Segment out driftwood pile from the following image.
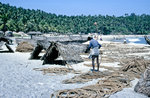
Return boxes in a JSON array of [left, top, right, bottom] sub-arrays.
[[16, 41, 34, 52], [134, 66, 150, 97]]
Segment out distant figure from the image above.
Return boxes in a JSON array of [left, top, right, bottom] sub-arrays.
[[85, 35, 101, 72], [123, 38, 127, 44], [100, 37, 103, 41], [99, 34, 103, 41]]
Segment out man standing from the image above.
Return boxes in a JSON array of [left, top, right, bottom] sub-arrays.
[[86, 36, 101, 72]]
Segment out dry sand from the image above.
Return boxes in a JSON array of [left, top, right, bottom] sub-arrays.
[[0, 37, 150, 98]]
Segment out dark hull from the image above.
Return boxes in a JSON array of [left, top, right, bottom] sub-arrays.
[[144, 36, 150, 45]]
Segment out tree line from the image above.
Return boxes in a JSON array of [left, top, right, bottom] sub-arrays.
[[0, 2, 150, 35]]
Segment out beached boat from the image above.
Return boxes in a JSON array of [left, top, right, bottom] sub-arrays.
[[144, 36, 150, 45]]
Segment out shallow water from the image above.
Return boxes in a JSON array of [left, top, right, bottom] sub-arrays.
[[112, 36, 150, 45]]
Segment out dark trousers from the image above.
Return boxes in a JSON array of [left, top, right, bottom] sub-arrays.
[[92, 55, 99, 71]]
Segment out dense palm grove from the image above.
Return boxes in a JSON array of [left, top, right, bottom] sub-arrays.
[[0, 2, 150, 35]]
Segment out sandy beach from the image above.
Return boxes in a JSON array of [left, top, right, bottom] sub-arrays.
[[0, 0, 150, 97], [0, 37, 150, 98]]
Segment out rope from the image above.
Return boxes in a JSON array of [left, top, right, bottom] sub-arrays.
[[50, 68, 135, 98], [62, 71, 110, 84], [51, 71, 131, 98], [33, 67, 77, 75]]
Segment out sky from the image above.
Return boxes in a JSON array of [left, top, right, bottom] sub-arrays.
[[0, 0, 150, 16]]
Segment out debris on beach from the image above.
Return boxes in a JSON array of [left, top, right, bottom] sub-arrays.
[[16, 41, 34, 52]]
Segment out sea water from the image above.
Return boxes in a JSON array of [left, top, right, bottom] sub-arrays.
[[113, 36, 150, 45]]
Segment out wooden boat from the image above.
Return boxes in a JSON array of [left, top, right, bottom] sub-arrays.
[[144, 36, 150, 45]]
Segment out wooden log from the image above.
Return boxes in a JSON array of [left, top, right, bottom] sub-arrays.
[[36, 39, 50, 50]]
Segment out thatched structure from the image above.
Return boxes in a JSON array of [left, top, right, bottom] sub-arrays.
[[45, 42, 83, 64], [46, 35, 88, 42], [30, 39, 50, 59], [134, 66, 150, 97], [5, 31, 13, 37], [0, 37, 12, 44], [16, 41, 34, 52], [0, 37, 14, 52], [4, 43, 14, 52], [30, 41, 84, 65], [27, 31, 42, 39], [0, 43, 14, 53]]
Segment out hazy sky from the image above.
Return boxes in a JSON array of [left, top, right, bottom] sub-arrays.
[[0, 0, 150, 16]]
